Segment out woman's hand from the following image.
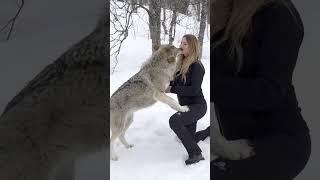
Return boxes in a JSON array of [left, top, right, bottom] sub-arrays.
[[165, 86, 172, 93]]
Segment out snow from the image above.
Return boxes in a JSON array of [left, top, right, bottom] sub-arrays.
[[0, 0, 317, 179], [110, 4, 210, 180]]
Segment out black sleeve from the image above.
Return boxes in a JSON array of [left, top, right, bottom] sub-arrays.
[[171, 63, 205, 96], [211, 4, 302, 109]]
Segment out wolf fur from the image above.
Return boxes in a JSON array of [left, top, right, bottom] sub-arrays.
[[110, 45, 189, 161], [0, 13, 107, 180], [212, 125, 255, 161]]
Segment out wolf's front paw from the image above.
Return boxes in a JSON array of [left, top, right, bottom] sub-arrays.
[[126, 144, 134, 149], [179, 105, 189, 112], [222, 139, 255, 160], [111, 154, 119, 161]]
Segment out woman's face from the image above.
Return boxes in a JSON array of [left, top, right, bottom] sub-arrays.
[[179, 37, 190, 57]]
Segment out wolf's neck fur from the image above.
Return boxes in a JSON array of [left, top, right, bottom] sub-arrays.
[[140, 53, 176, 92], [1, 21, 106, 117], [58, 22, 106, 66]]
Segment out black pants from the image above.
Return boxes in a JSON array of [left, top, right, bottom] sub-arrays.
[[169, 103, 207, 155], [212, 132, 311, 180]]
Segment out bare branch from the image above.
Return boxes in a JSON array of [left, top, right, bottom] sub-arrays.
[[110, 0, 158, 73], [110, 0, 140, 73], [135, 3, 151, 15], [0, 0, 25, 41]]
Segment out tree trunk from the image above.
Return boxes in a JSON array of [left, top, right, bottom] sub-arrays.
[[198, 0, 207, 59], [169, 9, 177, 45], [130, 0, 138, 13], [196, 0, 201, 21], [149, 0, 161, 52], [162, 8, 168, 35]]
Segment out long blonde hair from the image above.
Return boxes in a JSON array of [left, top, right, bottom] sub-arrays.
[[214, 0, 292, 72], [175, 34, 200, 83]]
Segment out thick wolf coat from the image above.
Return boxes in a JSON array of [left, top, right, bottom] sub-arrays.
[[0, 15, 107, 180], [110, 45, 189, 161], [212, 125, 255, 161]]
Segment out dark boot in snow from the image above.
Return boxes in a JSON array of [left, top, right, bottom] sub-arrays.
[[185, 153, 205, 165], [194, 126, 210, 143]]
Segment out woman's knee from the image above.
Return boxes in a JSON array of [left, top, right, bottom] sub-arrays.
[[169, 113, 182, 129]]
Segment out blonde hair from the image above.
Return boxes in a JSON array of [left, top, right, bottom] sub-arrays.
[[175, 34, 200, 83], [215, 0, 292, 72]]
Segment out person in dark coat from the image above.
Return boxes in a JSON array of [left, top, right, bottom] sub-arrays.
[[165, 34, 208, 165], [211, 0, 311, 179]]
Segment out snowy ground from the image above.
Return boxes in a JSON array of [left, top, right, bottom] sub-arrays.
[[1, 0, 318, 179], [110, 5, 210, 180]]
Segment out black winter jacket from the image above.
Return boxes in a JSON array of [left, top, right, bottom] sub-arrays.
[[211, 1, 309, 140], [170, 61, 206, 106]]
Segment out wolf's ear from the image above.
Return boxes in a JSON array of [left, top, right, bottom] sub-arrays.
[[167, 56, 175, 63], [153, 44, 160, 52]]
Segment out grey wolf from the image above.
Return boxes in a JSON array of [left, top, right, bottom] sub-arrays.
[[110, 45, 189, 161], [0, 15, 107, 180]]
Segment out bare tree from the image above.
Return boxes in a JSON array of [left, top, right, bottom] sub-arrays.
[[130, 0, 138, 13], [166, 0, 179, 45], [196, 0, 201, 21], [168, 10, 177, 45], [0, 0, 25, 41], [198, 0, 208, 59], [162, 8, 168, 35], [148, 0, 161, 52], [110, 0, 135, 73], [110, 0, 210, 71]]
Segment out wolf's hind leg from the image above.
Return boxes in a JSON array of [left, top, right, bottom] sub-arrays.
[[119, 113, 134, 149], [110, 114, 124, 161], [110, 129, 121, 161]]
